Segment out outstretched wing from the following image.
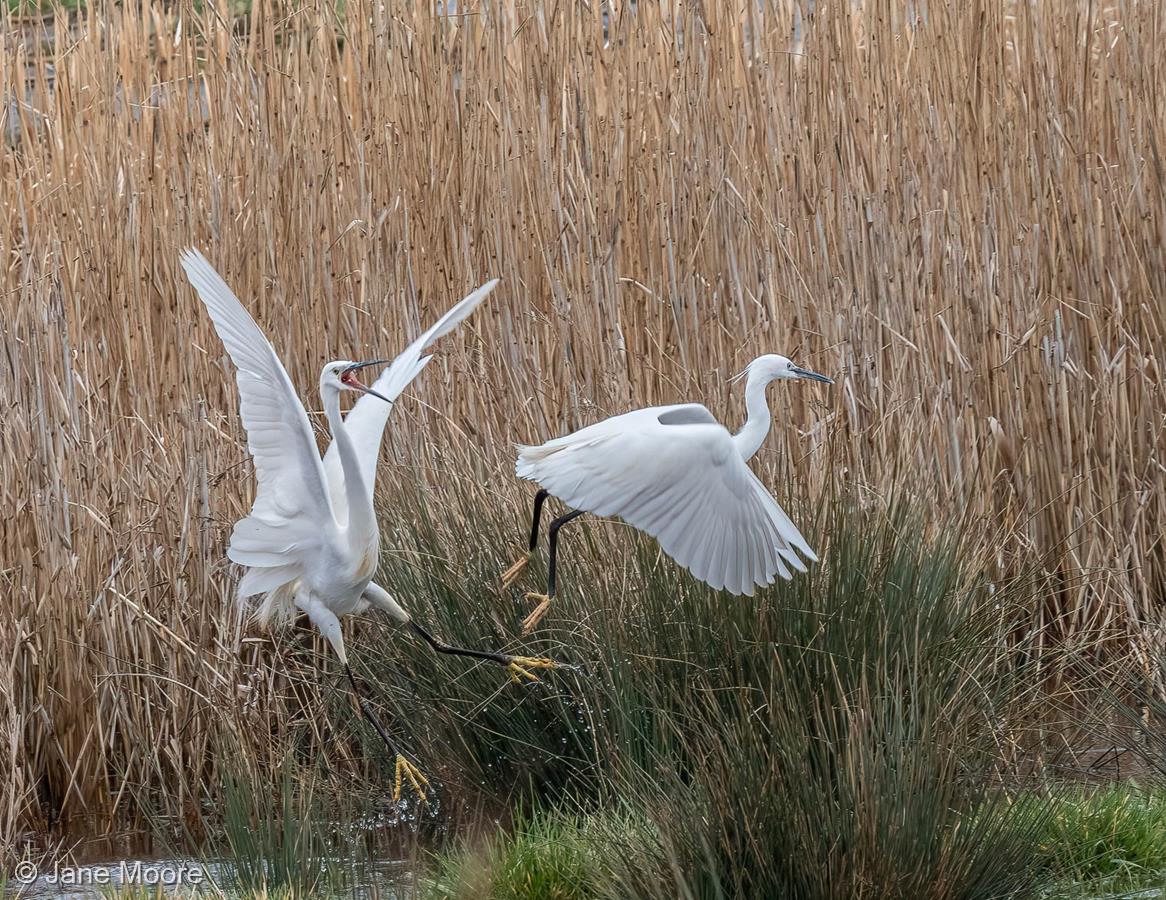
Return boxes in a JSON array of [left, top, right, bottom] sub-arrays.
[[181, 249, 337, 595], [322, 278, 499, 523], [516, 405, 816, 596]]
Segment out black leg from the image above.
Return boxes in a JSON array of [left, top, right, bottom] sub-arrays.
[[527, 489, 549, 552], [408, 620, 562, 680], [342, 661, 430, 800], [500, 489, 552, 588], [405, 624, 550, 666], [344, 663, 431, 799], [410, 621, 520, 666], [546, 509, 585, 597], [344, 663, 407, 760]]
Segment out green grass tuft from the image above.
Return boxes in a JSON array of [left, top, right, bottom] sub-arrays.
[[349, 488, 1060, 898], [209, 756, 373, 897], [424, 806, 657, 900], [1039, 784, 1166, 882]]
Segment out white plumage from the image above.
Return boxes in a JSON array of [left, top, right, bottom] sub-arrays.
[[514, 354, 832, 601], [182, 247, 498, 629], [183, 249, 513, 795], [320, 278, 499, 527], [185, 249, 557, 798], [182, 251, 338, 597]]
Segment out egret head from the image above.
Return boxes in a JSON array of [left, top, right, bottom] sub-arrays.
[[735, 354, 834, 385], [321, 359, 393, 402]]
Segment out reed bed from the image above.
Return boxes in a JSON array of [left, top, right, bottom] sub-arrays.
[[1, 0, 1163, 857]]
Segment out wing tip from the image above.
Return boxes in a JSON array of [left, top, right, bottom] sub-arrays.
[[179, 246, 206, 268], [179, 247, 221, 290]]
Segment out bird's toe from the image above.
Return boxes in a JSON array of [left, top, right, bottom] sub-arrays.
[[392, 755, 430, 803], [520, 594, 552, 633], [499, 554, 531, 588], [506, 655, 555, 683]]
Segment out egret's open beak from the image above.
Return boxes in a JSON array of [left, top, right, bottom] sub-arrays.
[[791, 365, 834, 384], [342, 359, 393, 403]]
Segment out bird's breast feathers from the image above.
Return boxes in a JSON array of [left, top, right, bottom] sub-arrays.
[[354, 542, 378, 582]]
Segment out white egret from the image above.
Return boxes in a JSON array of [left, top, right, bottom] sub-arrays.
[[502, 354, 833, 632], [182, 249, 557, 800]]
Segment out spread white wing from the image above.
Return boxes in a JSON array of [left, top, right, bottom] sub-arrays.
[[322, 278, 499, 523], [181, 249, 337, 597], [516, 404, 816, 596]]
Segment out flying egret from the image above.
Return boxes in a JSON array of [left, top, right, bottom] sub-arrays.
[[502, 354, 833, 632], [181, 249, 558, 800]]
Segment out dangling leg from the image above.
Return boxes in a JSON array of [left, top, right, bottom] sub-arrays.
[[298, 595, 429, 801], [523, 509, 585, 634], [500, 489, 549, 587], [410, 621, 558, 684], [363, 582, 562, 684], [340, 664, 430, 802]]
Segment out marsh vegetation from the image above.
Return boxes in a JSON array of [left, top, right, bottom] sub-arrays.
[[2, 0, 1164, 895]]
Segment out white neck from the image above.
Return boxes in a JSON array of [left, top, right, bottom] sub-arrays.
[[322, 384, 375, 535], [732, 367, 775, 461]]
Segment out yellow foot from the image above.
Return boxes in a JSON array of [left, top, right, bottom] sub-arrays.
[[506, 655, 558, 684], [393, 754, 430, 803], [521, 593, 552, 634], [499, 553, 531, 588]]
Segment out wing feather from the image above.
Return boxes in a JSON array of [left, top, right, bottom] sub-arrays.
[[181, 249, 337, 593], [516, 405, 815, 596], [322, 279, 499, 523], [707, 509, 729, 589]]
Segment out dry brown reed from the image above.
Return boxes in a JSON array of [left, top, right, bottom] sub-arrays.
[[1, 0, 1162, 854]]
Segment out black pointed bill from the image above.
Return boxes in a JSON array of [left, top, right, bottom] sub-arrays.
[[358, 385, 393, 403], [341, 359, 394, 403], [790, 365, 834, 384], [346, 358, 392, 371]]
